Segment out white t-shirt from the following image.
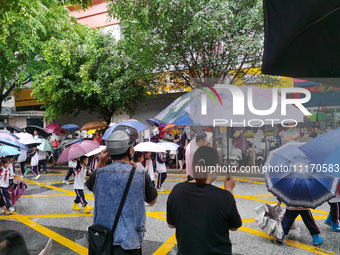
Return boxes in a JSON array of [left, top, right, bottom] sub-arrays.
[[0, 167, 10, 188], [38, 151, 47, 160], [68, 160, 77, 168], [30, 150, 39, 166], [145, 159, 154, 181], [136, 162, 145, 170], [73, 165, 87, 190], [18, 150, 27, 163], [156, 153, 166, 173]]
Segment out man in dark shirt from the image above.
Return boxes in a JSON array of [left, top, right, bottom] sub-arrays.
[[167, 146, 242, 255]]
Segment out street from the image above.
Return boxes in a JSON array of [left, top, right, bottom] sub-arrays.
[[0, 168, 339, 255]]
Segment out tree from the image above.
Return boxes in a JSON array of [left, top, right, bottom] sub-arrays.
[[0, 0, 89, 114], [32, 30, 157, 124], [106, 0, 264, 89]]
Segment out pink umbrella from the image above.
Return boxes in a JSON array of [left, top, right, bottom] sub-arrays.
[[45, 125, 66, 134], [57, 140, 100, 163], [7, 181, 27, 205]]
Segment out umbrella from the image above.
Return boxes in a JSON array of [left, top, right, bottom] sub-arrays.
[[61, 124, 79, 131], [324, 145, 340, 179], [18, 136, 42, 147], [264, 143, 339, 208], [0, 130, 19, 139], [146, 118, 160, 127], [37, 139, 55, 152], [7, 181, 27, 206], [0, 122, 11, 129], [0, 133, 23, 149], [24, 126, 51, 139], [45, 124, 66, 134], [134, 142, 166, 153], [57, 140, 100, 163], [306, 112, 329, 122], [102, 121, 147, 140], [261, 0, 340, 87], [299, 128, 340, 165], [45, 123, 61, 129], [80, 121, 108, 131], [0, 145, 20, 156], [158, 142, 179, 151], [87, 129, 97, 134], [85, 145, 106, 157], [15, 132, 33, 140], [6, 125, 22, 133], [255, 203, 285, 240]]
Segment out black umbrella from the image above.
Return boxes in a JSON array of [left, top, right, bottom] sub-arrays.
[[6, 126, 22, 133], [0, 122, 12, 129], [24, 125, 51, 139], [262, 0, 340, 87]]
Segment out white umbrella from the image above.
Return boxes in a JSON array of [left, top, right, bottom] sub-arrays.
[[19, 138, 42, 146], [85, 146, 106, 157], [158, 142, 179, 151], [134, 142, 166, 153], [15, 132, 33, 140]]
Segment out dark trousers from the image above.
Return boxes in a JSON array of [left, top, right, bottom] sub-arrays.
[[32, 165, 38, 176], [0, 187, 12, 209], [19, 162, 26, 175], [74, 189, 87, 207], [282, 209, 320, 236], [38, 160, 47, 172], [329, 202, 340, 224], [65, 168, 75, 180], [112, 246, 142, 255], [157, 172, 167, 189]]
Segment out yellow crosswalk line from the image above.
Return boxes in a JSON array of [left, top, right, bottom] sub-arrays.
[[12, 213, 88, 255]]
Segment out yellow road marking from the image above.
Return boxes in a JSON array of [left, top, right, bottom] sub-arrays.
[[13, 213, 88, 255], [239, 226, 336, 255], [23, 179, 94, 201], [153, 233, 177, 255], [146, 212, 167, 221]]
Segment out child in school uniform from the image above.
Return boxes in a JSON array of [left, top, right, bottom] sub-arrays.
[[0, 157, 18, 214], [72, 156, 93, 213], [88, 154, 99, 175], [17, 150, 27, 178], [156, 152, 167, 192], [29, 146, 40, 180], [8, 156, 16, 186], [63, 159, 77, 185], [144, 152, 156, 187]]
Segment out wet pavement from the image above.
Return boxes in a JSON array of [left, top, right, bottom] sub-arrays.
[[0, 167, 339, 255]]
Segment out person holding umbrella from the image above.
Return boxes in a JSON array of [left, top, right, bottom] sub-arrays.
[[173, 128, 188, 171], [29, 146, 41, 180]]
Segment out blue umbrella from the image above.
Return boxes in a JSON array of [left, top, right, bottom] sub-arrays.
[[264, 143, 339, 209], [323, 145, 340, 179], [0, 145, 20, 156], [61, 124, 79, 131], [0, 131, 19, 139], [146, 118, 160, 127], [299, 128, 340, 165], [102, 121, 147, 140]]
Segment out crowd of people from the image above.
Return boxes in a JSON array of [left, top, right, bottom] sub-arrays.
[[0, 122, 340, 254]]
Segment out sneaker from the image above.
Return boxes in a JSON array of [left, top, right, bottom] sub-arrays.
[[7, 207, 15, 214], [35, 174, 41, 180], [330, 220, 340, 232], [325, 214, 331, 227], [32, 176, 37, 180], [0, 208, 5, 214], [312, 234, 323, 245], [63, 180, 70, 185], [157, 187, 164, 192]]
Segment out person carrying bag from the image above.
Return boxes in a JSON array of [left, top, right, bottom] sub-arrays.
[[88, 167, 136, 255]]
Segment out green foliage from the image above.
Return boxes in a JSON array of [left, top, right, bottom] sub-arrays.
[[33, 30, 157, 124], [0, 0, 89, 113], [106, 0, 264, 88]]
